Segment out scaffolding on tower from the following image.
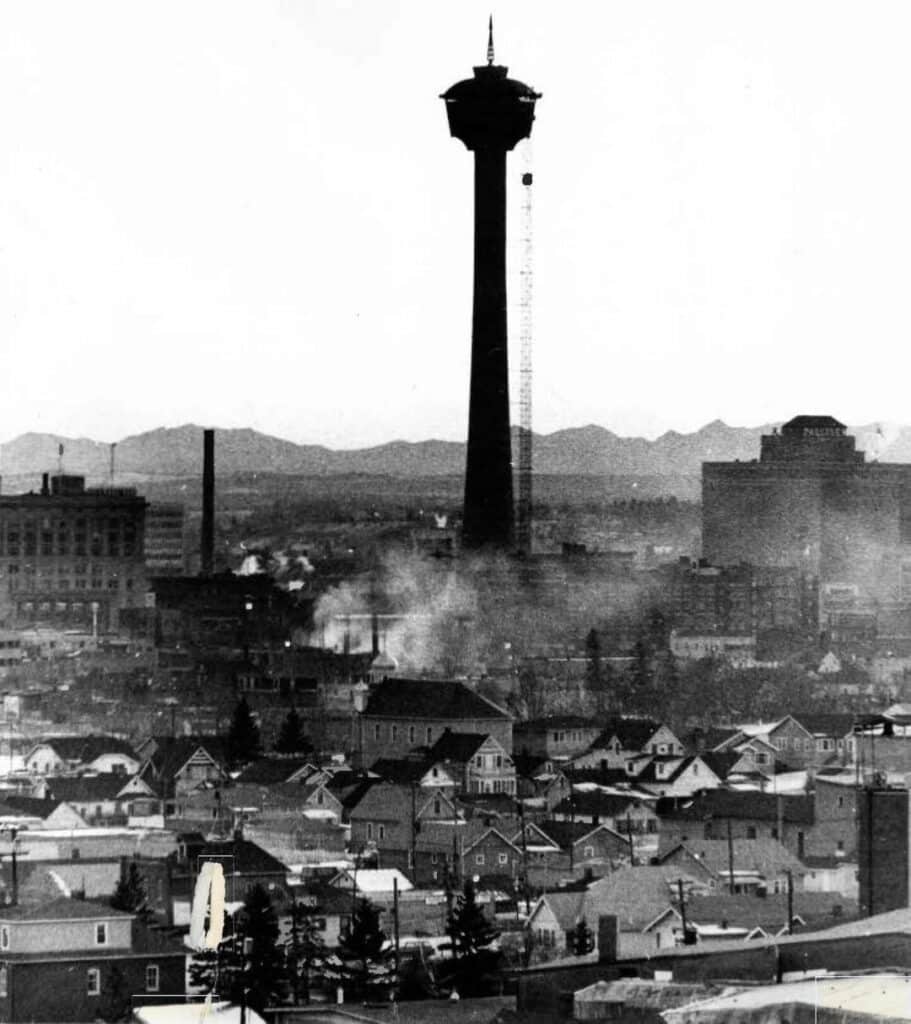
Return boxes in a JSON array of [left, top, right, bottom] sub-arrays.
[[516, 145, 534, 556]]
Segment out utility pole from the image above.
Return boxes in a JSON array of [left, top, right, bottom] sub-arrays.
[[410, 783, 418, 882], [626, 812, 635, 866], [392, 876, 400, 978], [727, 820, 735, 895], [786, 869, 794, 935], [677, 878, 689, 946]]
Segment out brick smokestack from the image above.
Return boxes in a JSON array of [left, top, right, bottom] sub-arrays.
[[201, 428, 215, 576]]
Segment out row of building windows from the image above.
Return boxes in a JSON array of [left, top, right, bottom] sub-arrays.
[[86, 964, 159, 995], [373, 723, 434, 745], [0, 518, 139, 559], [364, 823, 386, 841]]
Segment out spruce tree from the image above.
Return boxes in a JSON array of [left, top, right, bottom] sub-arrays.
[[444, 881, 502, 996], [286, 899, 326, 1004], [275, 707, 312, 756], [227, 696, 262, 766], [332, 898, 396, 1003], [110, 861, 151, 920]]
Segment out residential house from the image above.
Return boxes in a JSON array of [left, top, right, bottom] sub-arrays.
[[791, 714, 856, 768], [462, 828, 522, 884], [656, 838, 808, 895], [572, 719, 685, 771], [347, 782, 464, 884], [368, 756, 458, 791], [430, 730, 516, 795], [39, 774, 161, 827], [356, 678, 512, 767], [24, 736, 140, 777], [683, 891, 858, 940], [628, 755, 722, 798], [138, 737, 228, 806], [513, 716, 603, 761], [514, 820, 633, 887], [657, 790, 815, 860], [526, 863, 709, 959], [514, 755, 571, 812], [284, 880, 353, 950], [0, 897, 185, 1022], [550, 790, 659, 837], [234, 757, 318, 785]]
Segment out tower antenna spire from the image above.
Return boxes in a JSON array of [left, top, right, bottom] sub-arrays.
[[487, 15, 495, 65]]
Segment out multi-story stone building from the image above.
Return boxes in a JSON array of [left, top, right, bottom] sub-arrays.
[[355, 678, 512, 767], [703, 415, 911, 605], [143, 502, 186, 576], [0, 473, 147, 632]]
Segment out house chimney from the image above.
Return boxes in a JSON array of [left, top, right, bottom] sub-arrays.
[[41, 473, 49, 496], [201, 429, 215, 576], [597, 915, 618, 962], [371, 613, 380, 658]]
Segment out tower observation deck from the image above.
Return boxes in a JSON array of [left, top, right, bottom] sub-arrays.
[[441, 24, 541, 550]]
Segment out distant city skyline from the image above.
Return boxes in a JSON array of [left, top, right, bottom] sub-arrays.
[[4, 2, 911, 448]]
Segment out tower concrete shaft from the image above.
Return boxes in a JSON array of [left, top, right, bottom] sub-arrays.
[[442, 35, 540, 550]]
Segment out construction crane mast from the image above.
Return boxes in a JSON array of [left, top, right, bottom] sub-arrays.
[[516, 153, 534, 556]]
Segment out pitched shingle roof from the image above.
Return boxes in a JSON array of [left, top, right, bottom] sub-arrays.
[[665, 790, 814, 824], [552, 791, 652, 819], [368, 758, 436, 785], [44, 774, 134, 804], [181, 836, 288, 875], [581, 866, 704, 931], [32, 735, 138, 764], [596, 718, 665, 751], [685, 892, 858, 933], [430, 730, 490, 763], [657, 838, 807, 879], [235, 757, 315, 785], [537, 820, 625, 850], [0, 897, 132, 921], [363, 679, 509, 720], [791, 713, 856, 737]]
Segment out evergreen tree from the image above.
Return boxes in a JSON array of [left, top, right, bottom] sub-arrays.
[[568, 918, 595, 956], [275, 707, 312, 756], [331, 897, 396, 1002], [286, 899, 326, 1005], [227, 696, 262, 766], [444, 881, 502, 996], [110, 861, 152, 921]]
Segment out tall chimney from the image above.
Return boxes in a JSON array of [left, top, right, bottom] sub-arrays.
[[371, 613, 380, 658], [201, 429, 215, 576]]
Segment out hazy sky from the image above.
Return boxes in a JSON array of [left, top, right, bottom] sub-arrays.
[[3, 1, 911, 448]]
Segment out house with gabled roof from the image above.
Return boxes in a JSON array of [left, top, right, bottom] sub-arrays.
[[513, 715, 602, 761], [137, 736, 228, 806], [356, 678, 512, 767], [347, 782, 465, 883], [656, 838, 807, 894], [630, 755, 722, 798], [368, 756, 458, 791], [658, 789, 815, 861], [38, 773, 160, 827], [24, 736, 140, 777], [550, 789, 659, 838], [572, 718, 684, 771], [429, 730, 516, 795], [527, 863, 708, 959], [234, 757, 318, 786], [461, 827, 522, 884], [514, 819, 633, 887]]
